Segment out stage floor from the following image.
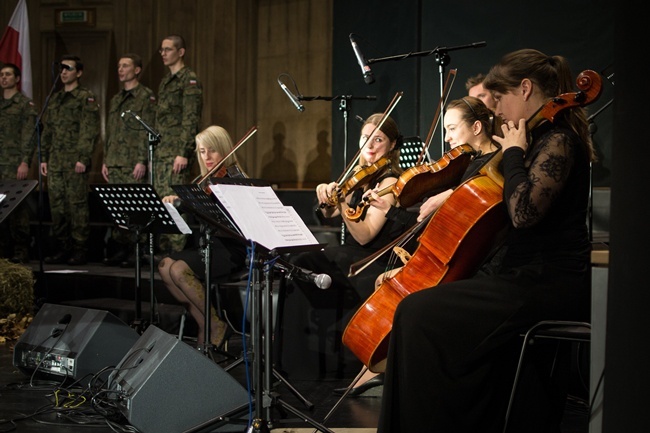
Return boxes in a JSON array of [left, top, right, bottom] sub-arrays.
[[0, 259, 590, 432]]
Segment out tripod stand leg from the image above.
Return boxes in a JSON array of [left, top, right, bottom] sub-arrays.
[[276, 398, 336, 433], [314, 365, 368, 430], [272, 367, 314, 410]]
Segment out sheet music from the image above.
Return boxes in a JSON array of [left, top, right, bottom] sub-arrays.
[[209, 184, 318, 250], [164, 203, 193, 234]]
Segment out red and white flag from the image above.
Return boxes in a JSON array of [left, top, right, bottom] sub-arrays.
[[0, 0, 32, 98]]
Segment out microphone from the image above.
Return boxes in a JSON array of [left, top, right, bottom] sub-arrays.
[[121, 110, 162, 140], [121, 109, 138, 120], [274, 260, 332, 289], [349, 34, 374, 84], [279, 82, 305, 112], [58, 313, 72, 325]]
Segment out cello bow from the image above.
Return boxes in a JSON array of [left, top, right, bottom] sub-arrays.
[[416, 68, 457, 165]]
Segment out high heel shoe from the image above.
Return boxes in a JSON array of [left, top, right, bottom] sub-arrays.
[[333, 374, 384, 397]]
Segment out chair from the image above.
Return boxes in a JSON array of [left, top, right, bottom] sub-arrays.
[[503, 320, 591, 433]]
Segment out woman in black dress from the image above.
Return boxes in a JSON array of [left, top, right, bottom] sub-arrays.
[[158, 125, 247, 349], [377, 48, 594, 433], [275, 113, 412, 380]]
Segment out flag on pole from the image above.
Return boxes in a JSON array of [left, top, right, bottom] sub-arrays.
[[0, 0, 32, 98]]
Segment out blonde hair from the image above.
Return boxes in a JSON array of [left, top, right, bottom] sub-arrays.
[[195, 125, 240, 175]]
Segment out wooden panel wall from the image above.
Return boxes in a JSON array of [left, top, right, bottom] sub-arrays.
[[1, 0, 333, 188]]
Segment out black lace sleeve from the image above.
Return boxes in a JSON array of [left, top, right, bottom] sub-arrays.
[[502, 130, 576, 228]]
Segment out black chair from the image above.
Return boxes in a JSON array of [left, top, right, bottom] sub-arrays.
[[503, 320, 591, 433]]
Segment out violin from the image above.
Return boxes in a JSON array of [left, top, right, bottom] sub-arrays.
[[343, 144, 477, 222], [341, 70, 458, 222], [342, 70, 603, 371], [320, 92, 403, 210], [322, 156, 391, 208]]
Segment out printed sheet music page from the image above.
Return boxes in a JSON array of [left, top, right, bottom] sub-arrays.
[[209, 184, 318, 250]]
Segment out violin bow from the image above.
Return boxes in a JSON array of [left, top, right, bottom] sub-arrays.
[[193, 126, 257, 185], [416, 68, 457, 165], [336, 91, 403, 184], [348, 211, 433, 277]]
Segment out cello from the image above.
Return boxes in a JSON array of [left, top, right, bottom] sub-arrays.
[[341, 70, 603, 372]]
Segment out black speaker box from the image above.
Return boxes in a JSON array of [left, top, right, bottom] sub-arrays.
[[108, 325, 249, 433], [13, 303, 140, 384]]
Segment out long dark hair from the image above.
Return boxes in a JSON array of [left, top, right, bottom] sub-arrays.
[[358, 113, 403, 175], [483, 48, 594, 161]]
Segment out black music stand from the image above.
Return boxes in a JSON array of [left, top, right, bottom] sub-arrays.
[[92, 184, 188, 333], [0, 179, 38, 225], [177, 180, 333, 433]]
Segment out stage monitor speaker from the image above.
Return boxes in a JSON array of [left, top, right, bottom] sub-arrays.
[[13, 303, 140, 384], [108, 325, 249, 433]]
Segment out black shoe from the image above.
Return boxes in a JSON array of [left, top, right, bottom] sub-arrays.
[[67, 251, 87, 266], [103, 249, 129, 266], [333, 374, 384, 397], [44, 251, 70, 264]]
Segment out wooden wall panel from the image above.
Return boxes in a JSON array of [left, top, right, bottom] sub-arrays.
[[2, 0, 333, 187]]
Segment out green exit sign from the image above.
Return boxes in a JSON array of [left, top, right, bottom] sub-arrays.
[[55, 9, 95, 27], [60, 10, 88, 23]]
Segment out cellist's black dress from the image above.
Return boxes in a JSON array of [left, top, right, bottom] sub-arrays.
[[377, 121, 592, 433]]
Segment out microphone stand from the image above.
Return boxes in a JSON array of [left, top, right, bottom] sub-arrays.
[[32, 63, 62, 301], [298, 93, 376, 245], [367, 41, 486, 157], [122, 110, 162, 327]]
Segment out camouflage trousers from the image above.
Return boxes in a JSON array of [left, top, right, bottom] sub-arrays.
[[152, 157, 190, 253], [0, 166, 31, 257], [47, 170, 89, 253]]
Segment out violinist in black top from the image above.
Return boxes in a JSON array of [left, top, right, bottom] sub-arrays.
[[377, 49, 595, 433], [159, 125, 247, 350], [275, 113, 412, 380]]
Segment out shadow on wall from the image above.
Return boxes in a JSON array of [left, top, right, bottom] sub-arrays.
[[303, 119, 331, 188], [261, 121, 298, 188]]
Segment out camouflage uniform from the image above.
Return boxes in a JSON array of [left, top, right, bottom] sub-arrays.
[[41, 87, 100, 255], [154, 66, 202, 253], [104, 84, 156, 247], [0, 92, 37, 260]]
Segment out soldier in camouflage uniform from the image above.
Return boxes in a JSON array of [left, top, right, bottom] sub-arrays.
[[0, 63, 37, 263], [40, 55, 100, 266], [101, 53, 156, 266], [154, 35, 203, 254]]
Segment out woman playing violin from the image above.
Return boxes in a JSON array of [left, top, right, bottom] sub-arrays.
[[158, 125, 248, 349], [275, 114, 412, 380], [378, 49, 594, 432], [337, 96, 502, 396]]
